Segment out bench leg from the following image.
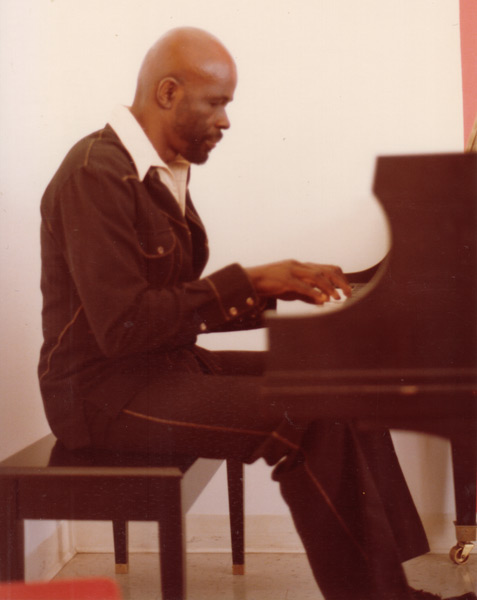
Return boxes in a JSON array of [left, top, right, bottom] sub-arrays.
[[0, 479, 24, 581], [227, 459, 244, 575], [112, 521, 129, 574], [159, 486, 186, 600]]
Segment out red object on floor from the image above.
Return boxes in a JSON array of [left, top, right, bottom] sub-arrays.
[[0, 578, 121, 600]]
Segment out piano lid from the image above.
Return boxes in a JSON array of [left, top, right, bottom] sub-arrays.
[[265, 153, 477, 374]]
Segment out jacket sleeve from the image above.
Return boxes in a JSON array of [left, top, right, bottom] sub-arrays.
[[46, 165, 268, 358]]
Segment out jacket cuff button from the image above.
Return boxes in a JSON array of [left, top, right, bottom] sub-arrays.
[[246, 297, 255, 306], [200, 322, 207, 332], [229, 307, 238, 317]]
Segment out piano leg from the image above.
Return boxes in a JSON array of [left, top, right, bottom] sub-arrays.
[[449, 436, 477, 564]]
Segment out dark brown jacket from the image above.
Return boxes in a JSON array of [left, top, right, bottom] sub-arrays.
[[39, 125, 269, 448]]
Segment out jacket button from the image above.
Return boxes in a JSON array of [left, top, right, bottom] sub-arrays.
[[157, 246, 164, 255], [246, 297, 254, 306], [229, 307, 238, 316], [200, 322, 207, 332]]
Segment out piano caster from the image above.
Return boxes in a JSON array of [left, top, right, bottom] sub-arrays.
[[449, 541, 474, 564], [449, 526, 476, 564]]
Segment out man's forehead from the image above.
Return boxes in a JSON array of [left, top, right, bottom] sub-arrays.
[[189, 56, 237, 84], [185, 60, 237, 96]]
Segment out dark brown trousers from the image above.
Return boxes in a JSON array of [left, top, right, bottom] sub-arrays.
[[85, 351, 428, 600]]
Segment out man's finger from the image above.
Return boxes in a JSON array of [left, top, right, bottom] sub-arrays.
[[288, 279, 330, 305], [293, 265, 342, 300]]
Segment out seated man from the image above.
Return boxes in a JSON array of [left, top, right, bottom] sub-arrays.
[[38, 26, 474, 600]]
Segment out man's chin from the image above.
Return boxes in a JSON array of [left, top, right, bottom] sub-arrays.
[[182, 139, 219, 165], [185, 150, 211, 165]]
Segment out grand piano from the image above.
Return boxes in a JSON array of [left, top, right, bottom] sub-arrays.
[[263, 153, 477, 563]]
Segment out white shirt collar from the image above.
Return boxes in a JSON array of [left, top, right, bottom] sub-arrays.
[[109, 104, 166, 181], [108, 105, 190, 214]]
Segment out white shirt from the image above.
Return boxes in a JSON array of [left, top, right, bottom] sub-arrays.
[[108, 105, 190, 215]]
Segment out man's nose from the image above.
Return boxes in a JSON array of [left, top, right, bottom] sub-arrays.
[[216, 107, 230, 129]]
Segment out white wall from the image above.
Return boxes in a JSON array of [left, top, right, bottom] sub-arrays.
[[0, 0, 465, 569]]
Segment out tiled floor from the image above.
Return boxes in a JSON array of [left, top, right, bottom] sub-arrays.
[[53, 552, 476, 599]]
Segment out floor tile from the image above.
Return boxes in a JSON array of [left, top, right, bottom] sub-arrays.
[[53, 552, 477, 599]]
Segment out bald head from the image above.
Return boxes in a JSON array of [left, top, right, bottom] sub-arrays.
[[134, 28, 236, 106], [130, 27, 237, 164]]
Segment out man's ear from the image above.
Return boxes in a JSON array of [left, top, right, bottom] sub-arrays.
[[156, 77, 181, 109]]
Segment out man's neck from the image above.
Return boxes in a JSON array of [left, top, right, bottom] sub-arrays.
[[129, 105, 178, 164]]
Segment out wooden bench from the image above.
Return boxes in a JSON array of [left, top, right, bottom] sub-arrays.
[[0, 433, 244, 600]]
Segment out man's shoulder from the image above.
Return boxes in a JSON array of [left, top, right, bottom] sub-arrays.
[[63, 125, 135, 176], [45, 126, 137, 195]]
